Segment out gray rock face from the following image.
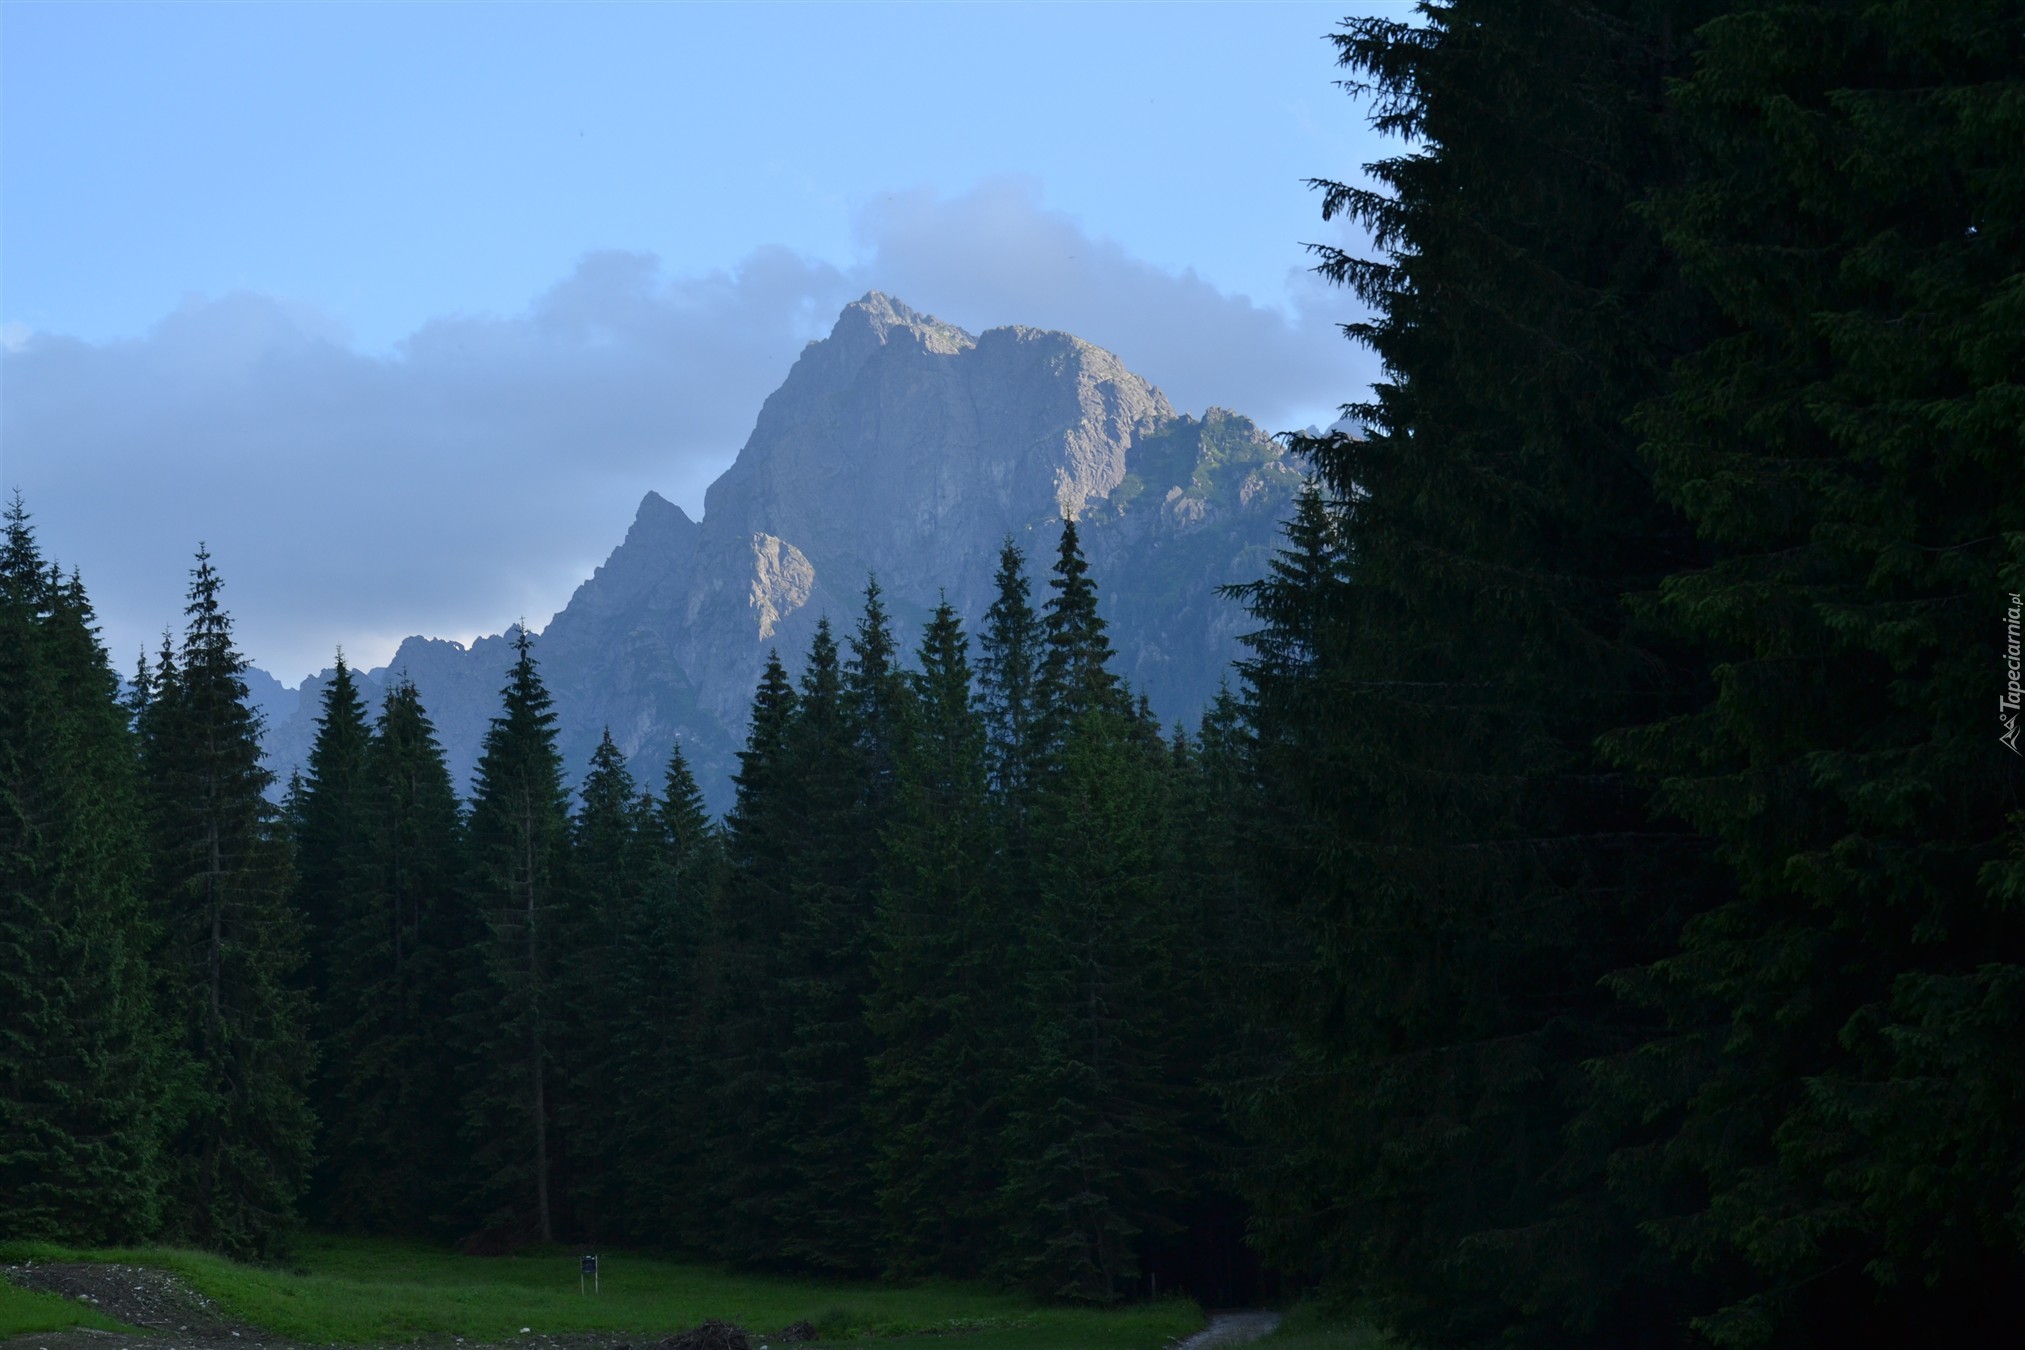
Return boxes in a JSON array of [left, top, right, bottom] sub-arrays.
[[263, 293, 1303, 813]]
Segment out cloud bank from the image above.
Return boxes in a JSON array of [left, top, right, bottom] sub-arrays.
[[2, 180, 1373, 683]]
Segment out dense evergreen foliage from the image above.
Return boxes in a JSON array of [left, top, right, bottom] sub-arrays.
[[2, 512, 1243, 1290], [0, 499, 171, 1245], [1601, 3, 2025, 1341], [135, 546, 316, 1257], [318, 676, 471, 1234], [1228, 2, 2023, 1347], [460, 627, 574, 1244]]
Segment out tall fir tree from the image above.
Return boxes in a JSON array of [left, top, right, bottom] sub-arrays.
[[318, 676, 470, 1234], [1599, 3, 2025, 1342], [978, 537, 1044, 811], [291, 653, 374, 1218], [137, 546, 315, 1257], [770, 615, 882, 1270], [460, 627, 573, 1242], [846, 576, 911, 811], [294, 655, 371, 996], [691, 649, 801, 1261], [1149, 694, 1266, 1306], [0, 499, 174, 1244], [560, 729, 655, 1241], [1235, 4, 1722, 1343], [996, 534, 1191, 1301], [613, 741, 722, 1243], [867, 598, 1005, 1276], [997, 702, 1189, 1303], [1036, 517, 1127, 749]]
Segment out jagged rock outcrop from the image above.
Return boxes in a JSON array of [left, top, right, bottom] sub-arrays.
[[263, 293, 1305, 812]]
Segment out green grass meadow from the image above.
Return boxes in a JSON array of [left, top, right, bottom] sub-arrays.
[[0, 1236, 1203, 1348], [0, 1279, 132, 1338]]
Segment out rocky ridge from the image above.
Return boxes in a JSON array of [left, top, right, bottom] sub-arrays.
[[261, 293, 1305, 812]]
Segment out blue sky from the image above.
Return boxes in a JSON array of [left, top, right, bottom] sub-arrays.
[[1, 1, 1397, 681]]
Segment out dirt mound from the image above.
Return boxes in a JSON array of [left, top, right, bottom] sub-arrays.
[[1, 1260, 249, 1336], [655, 1321, 751, 1350]]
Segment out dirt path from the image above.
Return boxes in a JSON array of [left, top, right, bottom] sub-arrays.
[[2, 1260, 273, 1346], [1173, 1310, 1281, 1348]]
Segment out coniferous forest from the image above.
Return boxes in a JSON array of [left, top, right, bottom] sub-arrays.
[[4, 3, 2021, 1348]]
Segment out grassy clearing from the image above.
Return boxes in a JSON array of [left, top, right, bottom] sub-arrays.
[[0, 1236, 1201, 1349], [0, 1280, 132, 1338], [1256, 1301, 1396, 1350]]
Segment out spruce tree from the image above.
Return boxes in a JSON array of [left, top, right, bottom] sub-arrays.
[[980, 532, 1188, 1301], [1036, 516, 1127, 749], [1600, 3, 2025, 1341], [0, 500, 174, 1244], [997, 702, 1188, 1303], [615, 741, 722, 1242], [560, 729, 654, 1240], [292, 653, 373, 1218], [691, 650, 800, 1261], [1235, 5, 1720, 1342], [771, 616, 881, 1270], [846, 576, 911, 810], [867, 598, 1004, 1276], [461, 626, 572, 1242], [978, 538, 1044, 810], [657, 743, 718, 869], [295, 655, 371, 997], [138, 546, 315, 1257], [1150, 693, 1266, 1305], [318, 676, 470, 1233]]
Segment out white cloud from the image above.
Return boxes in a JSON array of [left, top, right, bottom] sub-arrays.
[[851, 178, 1369, 430], [2, 183, 1373, 684]]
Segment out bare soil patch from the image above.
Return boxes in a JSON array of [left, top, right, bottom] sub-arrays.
[[3, 1261, 255, 1336]]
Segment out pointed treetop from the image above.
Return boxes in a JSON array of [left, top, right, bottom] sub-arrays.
[[579, 726, 638, 818], [2, 491, 40, 594], [802, 617, 843, 700], [659, 739, 714, 859], [1040, 515, 1122, 724], [848, 575, 898, 681]]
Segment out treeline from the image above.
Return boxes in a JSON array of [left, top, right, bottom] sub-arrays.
[[1227, 2, 2022, 1349], [2, 505, 1256, 1303]]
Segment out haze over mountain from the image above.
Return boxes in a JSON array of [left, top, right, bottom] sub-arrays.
[[261, 294, 1307, 810]]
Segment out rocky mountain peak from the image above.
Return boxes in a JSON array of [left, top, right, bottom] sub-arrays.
[[262, 296, 1301, 813], [834, 291, 973, 353]]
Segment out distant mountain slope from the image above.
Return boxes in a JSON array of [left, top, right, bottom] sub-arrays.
[[263, 293, 1304, 812]]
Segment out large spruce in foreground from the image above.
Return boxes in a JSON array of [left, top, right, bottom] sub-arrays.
[[460, 626, 573, 1243], [136, 546, 315, 1257], [1600, 3, 2025, 1341], [0, 498, 174, 1244], [558, 729, 657, 1241], [313, 674, 471, 1234], [867, 598, 1001, 1277], [1236, 3, 1716, 1344]]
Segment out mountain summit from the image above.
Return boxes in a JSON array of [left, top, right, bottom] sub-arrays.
[[266, 295, 1304, 809]]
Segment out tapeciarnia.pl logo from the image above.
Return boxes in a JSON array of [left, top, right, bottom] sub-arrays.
[[2004, 592, 2022, 755]]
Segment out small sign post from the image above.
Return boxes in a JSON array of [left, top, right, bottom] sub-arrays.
[[580, 1254, 598, 1295]]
